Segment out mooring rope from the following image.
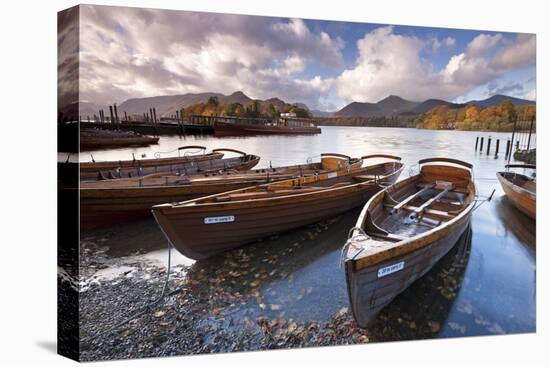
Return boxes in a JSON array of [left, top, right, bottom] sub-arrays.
[[473, 188, 496, 212], [340, 226, 369, 268], [154, 147, 205, 159]]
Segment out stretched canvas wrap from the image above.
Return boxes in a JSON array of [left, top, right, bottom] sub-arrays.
[[58, 4, 536, 362]]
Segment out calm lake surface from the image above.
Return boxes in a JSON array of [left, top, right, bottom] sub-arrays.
[[78, 126, 536, 338]]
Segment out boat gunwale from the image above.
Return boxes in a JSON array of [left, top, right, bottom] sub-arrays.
[[346, 163, 476, 271], [496, 171, 536, 199], [153, 161, 404, 212]]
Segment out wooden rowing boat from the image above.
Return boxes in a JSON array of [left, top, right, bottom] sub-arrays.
[[152, 155, 404, 259], [496, 164, 536, 220], [79, 128, 159, 150], [78, 148, 260, 181], [79, 145, 224, 171], [343, 157, 476, 327], [79, 153, 373, 229]]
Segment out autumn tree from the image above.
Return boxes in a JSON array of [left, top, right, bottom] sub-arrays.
[[206, 96, 219, 107]]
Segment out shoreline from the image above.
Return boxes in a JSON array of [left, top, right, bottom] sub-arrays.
[[74, 217, 518, 361]]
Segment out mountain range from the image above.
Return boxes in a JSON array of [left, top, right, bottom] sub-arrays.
[[329, 94, 535, 118], [69, 91, 534, 121]]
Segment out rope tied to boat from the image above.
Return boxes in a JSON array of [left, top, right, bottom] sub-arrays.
[[154, 146, 205, 158], [340, 226, 370, 268], [473, 188, 496, 212]]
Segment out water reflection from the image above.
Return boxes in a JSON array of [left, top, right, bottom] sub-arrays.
[[496, 196, 536, 248], [365, 226, 472, 340]]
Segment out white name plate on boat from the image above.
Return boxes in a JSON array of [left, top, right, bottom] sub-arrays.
[[327, 172, 338, 179], [204, 215, 235, 224], [377, 261, 405, 278]]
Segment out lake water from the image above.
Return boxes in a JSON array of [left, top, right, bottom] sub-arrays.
[[78, 126, 536, 338]]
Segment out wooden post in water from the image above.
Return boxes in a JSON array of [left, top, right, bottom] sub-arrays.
[[495, 139, 500, 156], [486, 137, 491, 155], [526, 117, 534, 152], [124, 111, 128, 122], [108, 105, 115, 124], [149, 108, 154, 123], [516, 140, 519, 150], [153, 107, 157, 123], [479, 137, 484, 152], [505, 139, 511, 158], [113, 103, 119, 124], [475, 137, 479, 150]]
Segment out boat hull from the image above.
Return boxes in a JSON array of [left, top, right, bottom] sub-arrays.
[[80, 136, 159, 151], [78, 155, 260, 181], [345, 213, 471, 327], [153, 164, 401, 259], [496, 172, 536, 219], [79, 152, 224, 172], [153, 183, 380, 260], [80, 179, 277, 229]]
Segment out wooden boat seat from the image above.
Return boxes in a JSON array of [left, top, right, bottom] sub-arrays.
[[417, 182, 469, 193], [412, 185, 454, 215], [387, 184, 435, 214], [400, 206, 456, 221]]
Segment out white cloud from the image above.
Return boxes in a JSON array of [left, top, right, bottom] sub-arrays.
[[77, 6, 344, 109], [444, 37, 456, 47], [74, 6, 536, 111], [492, 33, 536, 69], [335, 27, 536, 104], [429, 36, 455, 52]]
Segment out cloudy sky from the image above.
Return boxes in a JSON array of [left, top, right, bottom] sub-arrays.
[[73, 5, 536, 111]]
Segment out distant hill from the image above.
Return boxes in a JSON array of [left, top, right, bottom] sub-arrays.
[[111, 91, 313, 118], [332, 102, 383, 118], [466, 94, 535, 109], [409, 99, 465, 115], [71, 91, 535, 122], [310, 109, 331, 117], [333, 95, 419, 118], [332, 94, 535, 118], [376, 95, 419, 115]]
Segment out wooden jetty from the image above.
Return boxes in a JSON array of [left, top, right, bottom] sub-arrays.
[[190, 115, 322, 136], [344, 157, 476, 327]]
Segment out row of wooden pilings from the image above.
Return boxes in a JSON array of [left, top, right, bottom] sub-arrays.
[[475, 136, 516, 158], [81, 105, 165, 124]]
